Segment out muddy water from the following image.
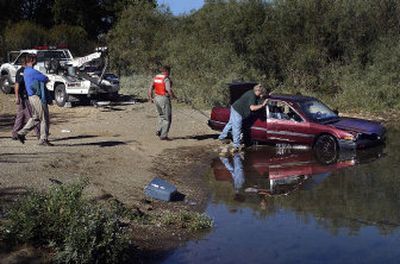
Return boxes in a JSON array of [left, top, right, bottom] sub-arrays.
[[158, 126, 400, 264]]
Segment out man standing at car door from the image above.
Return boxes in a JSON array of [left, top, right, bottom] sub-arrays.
[[218, 84, 268, 152], [148, 65, 176, 140], [16, 54, 52, 146]]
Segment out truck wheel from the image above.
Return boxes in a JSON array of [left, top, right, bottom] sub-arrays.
[[0, 74, 13, 94], [54, 84, 68, 107], [314, 134, 338, 164]]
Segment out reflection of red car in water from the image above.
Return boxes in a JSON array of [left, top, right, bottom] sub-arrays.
[[212, 146, 384, 196], [208, 83, 386, 150]]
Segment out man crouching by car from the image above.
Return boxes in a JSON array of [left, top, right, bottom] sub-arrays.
[[16, 54, 53, 146], [218, 84, 268, 152]]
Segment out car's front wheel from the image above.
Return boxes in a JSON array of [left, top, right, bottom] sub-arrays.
[[0, 74, 13, 94], [314, 134, 338, 164], [54, 84, 68, 107]]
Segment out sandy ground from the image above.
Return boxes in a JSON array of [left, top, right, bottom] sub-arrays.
[[0, 93, 219, 261]]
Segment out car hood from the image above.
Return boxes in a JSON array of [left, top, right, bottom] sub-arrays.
[[330, 117, 385, 135]]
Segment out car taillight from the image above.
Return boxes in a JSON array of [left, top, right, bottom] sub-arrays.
[[210, 108, 216, 120]]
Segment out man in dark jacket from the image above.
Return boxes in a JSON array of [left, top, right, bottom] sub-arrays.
[[16, 54, 52, 146], [11, 56, 40, 140]]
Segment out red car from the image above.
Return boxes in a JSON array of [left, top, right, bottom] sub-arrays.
[[208, 84, 386, 150]]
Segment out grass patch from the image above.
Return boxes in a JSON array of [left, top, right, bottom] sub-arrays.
[[0, 182, 131, 264], [158, 210, 213, 231], [119, 74, 152, 100]]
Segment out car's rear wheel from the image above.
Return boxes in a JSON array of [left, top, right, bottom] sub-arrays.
[[314, 134, 338, 164], [54, 84, 68, 107], [0, 74, 13, 94]]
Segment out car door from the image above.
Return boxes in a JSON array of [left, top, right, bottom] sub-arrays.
[[266, 100, 313, 144], [249, 107, 268, 142]]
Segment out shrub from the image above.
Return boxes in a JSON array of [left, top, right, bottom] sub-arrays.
[[49, 25, 93, 56], [3, 21, 48, 51], [159, 210, 213, 231], [1, 182, 130, 264]]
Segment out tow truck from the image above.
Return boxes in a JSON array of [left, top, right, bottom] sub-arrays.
[[0, 45, 120, 107]]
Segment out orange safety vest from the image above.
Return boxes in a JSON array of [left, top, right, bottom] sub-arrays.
[[153, 74, 168, 96]]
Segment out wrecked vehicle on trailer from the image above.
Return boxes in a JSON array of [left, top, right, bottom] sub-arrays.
[[208, 83, 386, 150]]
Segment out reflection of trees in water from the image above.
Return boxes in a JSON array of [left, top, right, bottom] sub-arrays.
[[275, 153, 400, 235]]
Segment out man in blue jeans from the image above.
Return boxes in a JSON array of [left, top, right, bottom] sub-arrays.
[[218, 84, 267, 152]]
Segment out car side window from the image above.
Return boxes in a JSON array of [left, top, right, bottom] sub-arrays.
[[267, 101, 303, 122]]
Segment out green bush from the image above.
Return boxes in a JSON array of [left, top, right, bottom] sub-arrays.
[[49, 25, 93, 56], [119, 74, 152, 99], [1, 182, 130, 264], [159, 210, 213, 231], [3, 21, 48, 51]]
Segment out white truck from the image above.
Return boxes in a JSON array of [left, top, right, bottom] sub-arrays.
[[0, 46, 120, 107]]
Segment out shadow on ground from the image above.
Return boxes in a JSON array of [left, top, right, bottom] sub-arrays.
[[0, 113, 70, 133], [51, 134, 99, 142], [170, 134, 219, 141], [56, 140, 133, 148], [0, 152, 68, 164]]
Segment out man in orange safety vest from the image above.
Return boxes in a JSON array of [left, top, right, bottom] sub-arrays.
[[148, 65, 176, 140]]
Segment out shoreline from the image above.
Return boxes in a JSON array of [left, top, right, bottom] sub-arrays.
[[0, 93, 218, 262]]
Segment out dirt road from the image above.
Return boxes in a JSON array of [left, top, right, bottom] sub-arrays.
[[0, 93, 218, 258]]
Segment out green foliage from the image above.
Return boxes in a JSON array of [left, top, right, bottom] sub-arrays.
[[2, 0, 400, 111], [3, 21, 48, 51], [107, 2, 170, 74], [119, 74, 152, 99], [1, 182, 130, 264], [159, 210, 213, 231], [49, 25, 93, 56], [108, 0, 400, 111]]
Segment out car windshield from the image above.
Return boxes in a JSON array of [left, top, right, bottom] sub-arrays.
[[299, 99, 338, 122]]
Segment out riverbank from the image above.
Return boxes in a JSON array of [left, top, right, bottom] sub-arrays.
[[0, 93, 219, 262]]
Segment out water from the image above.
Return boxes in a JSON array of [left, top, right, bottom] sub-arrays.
[[161, 127, 400, 264]]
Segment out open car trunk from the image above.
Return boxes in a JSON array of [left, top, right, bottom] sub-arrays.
[[228, 82, 258, 105]]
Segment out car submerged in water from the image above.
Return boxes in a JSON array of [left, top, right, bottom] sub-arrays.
[[208, 83, 386, 150]]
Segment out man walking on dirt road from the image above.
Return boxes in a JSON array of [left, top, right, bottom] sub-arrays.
[[11, 55, 40, 140], [16, 54, 52, 146], [218, 84, 267, 152], [148, 65, 176, 140]]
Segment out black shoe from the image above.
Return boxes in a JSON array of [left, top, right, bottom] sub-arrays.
[[38, 140, 54, 146], [16, 134, 25, 144], [11, 136, 18, 141], [156, 131, 161, 137]]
